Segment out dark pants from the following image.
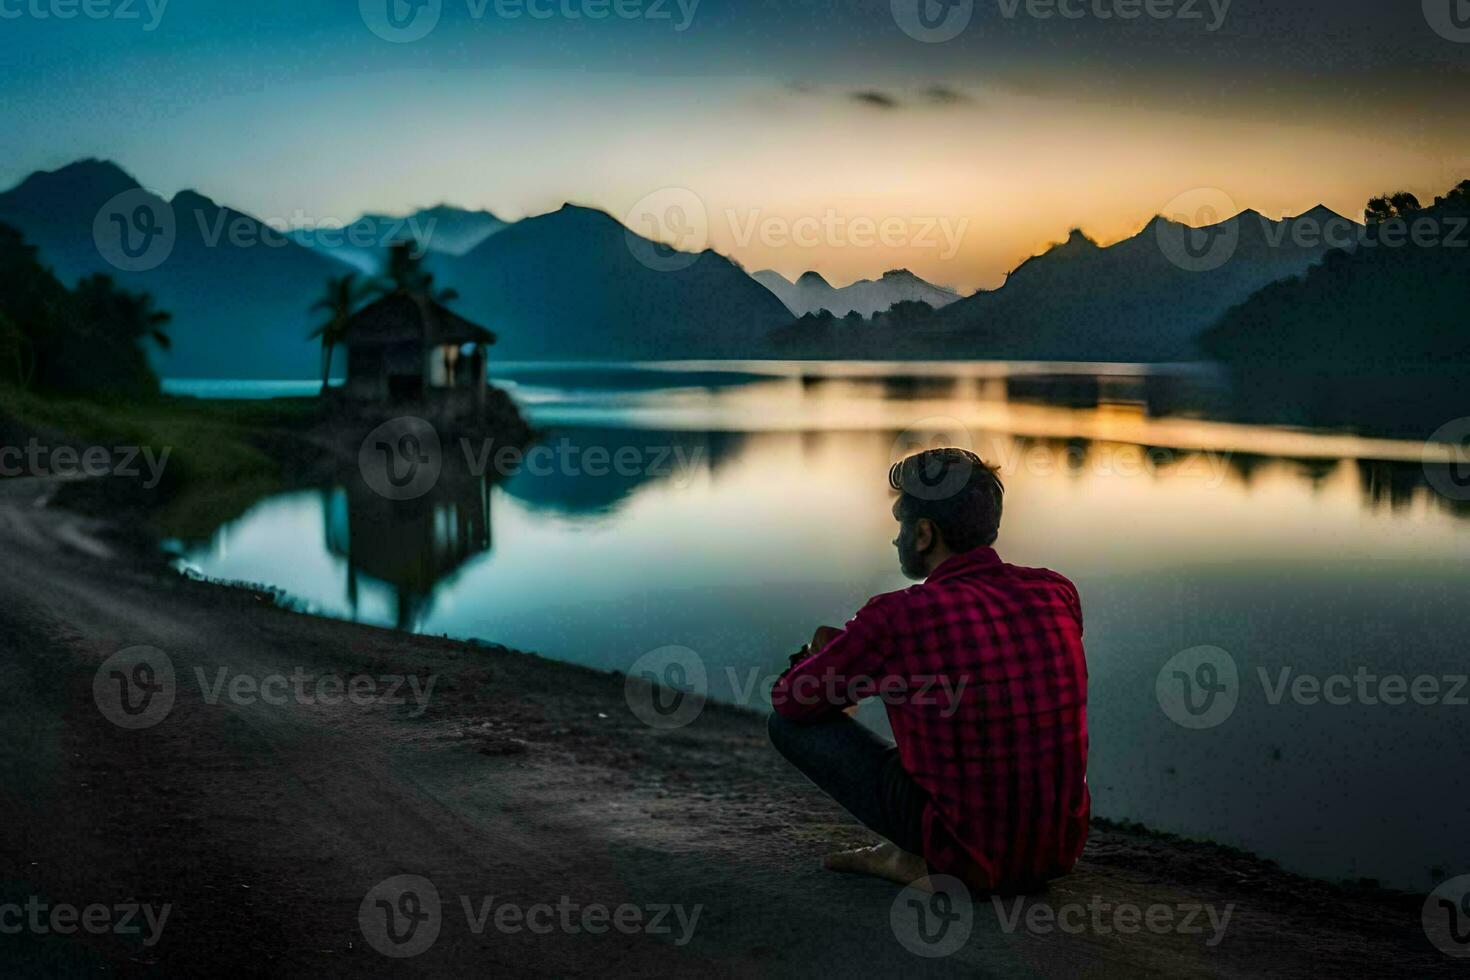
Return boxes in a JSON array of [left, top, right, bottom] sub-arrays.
[[767, 711, 928, 856]]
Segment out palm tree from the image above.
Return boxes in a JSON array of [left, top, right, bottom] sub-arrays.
[[68, 274, 172, 396], [379, 241, 458, 304], [72, 274, 173, 353], [309, 272, 372, 394]]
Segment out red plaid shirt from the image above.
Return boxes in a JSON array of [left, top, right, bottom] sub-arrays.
[[770, 546, 1089, 890]]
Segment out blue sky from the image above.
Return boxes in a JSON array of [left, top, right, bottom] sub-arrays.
[[4, 0, 1469, 288]]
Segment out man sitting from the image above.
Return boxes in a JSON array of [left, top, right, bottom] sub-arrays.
[[768, 448, 1090, 891]]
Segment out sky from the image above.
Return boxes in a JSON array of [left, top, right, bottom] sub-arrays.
[[3, 0, 1470, 291]]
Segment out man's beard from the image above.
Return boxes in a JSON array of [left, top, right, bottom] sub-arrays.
[[896, 527, 930, 581]]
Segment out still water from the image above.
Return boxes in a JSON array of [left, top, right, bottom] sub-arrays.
[[167, 361, 1470, 891]]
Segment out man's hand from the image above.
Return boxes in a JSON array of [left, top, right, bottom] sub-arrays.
[[805, 626, 861, 716], [809, 625, 843, 652], [787, 625, 844, 669]]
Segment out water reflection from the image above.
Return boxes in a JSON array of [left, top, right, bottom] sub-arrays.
[[1000, 365, 1470, 442], [174, 362, 1470, 890], [325, 469, 492, 628], [209, 364, 1470, 632], [500, 428, 747, 517], [1360, 459, 1470, 519]]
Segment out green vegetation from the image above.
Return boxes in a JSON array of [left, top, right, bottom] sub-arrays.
[[0, 219, 329, 536], [0, 384, 323, 538], [0, 222, 169, 396]]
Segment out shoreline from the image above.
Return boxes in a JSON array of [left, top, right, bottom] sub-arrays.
[[164, 549, 1470, 897], [0, 474, 1456, 975]]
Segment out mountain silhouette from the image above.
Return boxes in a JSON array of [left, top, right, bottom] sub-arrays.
[[929, 207, 1362, 361], [431, 204, 792, 360], [0, 160, 799, 376], [754, 267, 960, 317], [290, 205, 510, 274], [0, 159, 144, 283], [0, 163, 791, 375], [1202, 182, 1470, 364], [1, 159, 1396, 374], [0, 159, 345, 378]]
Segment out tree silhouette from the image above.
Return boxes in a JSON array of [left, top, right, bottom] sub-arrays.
[[308, 272, 373, 394], [0, 222, 70, 389], [1435, 179, 1470, 207], [72, 274, 172, 353], [1364, 191, 1423, 224], [0, 224, 169, 395], [379, 241, 458, 304], [0, 310, 34, 388], [58, 274, 173, 396]]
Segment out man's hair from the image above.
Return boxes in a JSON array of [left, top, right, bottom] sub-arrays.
[[888, 448, 1004, 550]]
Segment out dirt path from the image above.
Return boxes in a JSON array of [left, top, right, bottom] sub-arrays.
[[0, 477, 1455, 977]]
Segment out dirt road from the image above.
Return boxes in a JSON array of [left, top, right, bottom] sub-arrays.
[[0, 477, 1454, 976]]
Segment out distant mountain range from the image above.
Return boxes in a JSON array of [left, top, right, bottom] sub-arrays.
[[753, 268, 961, 317], [0, 160, 789, 377], [289, 205, 510, 274], [8, 157, 1447, 377], [767, 207, 1364, 361], [924, 207, 1363, 362]]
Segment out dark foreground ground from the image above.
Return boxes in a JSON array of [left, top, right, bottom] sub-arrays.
[[0, 475, 1457, 977]]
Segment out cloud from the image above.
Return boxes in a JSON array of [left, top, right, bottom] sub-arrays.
[[922, 84, 973, 106], [847, 86, 974, 110], [850, 90, 900, 110]]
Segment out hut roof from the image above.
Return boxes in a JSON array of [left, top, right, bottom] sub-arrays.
[[342, 292, 496, 348]]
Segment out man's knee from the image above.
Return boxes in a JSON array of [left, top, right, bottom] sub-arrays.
[[769, 710, 818, 763]]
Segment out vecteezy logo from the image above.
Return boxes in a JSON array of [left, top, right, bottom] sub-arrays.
[[890, 417, 977, 502], [359, 417, 442, 500], [1155, 188, 1241, 273], [891, 0, 974, 42], [360, 0, 442, 42], [1424, 0, 1470, 42], [92, 190, 176, 273], [359, 874, 442, 958], [890, 874, 972, 957], [1156, 646, 1239, 729], [623, 188, 708, 273], [93, 645, 176, 729], [1423, 875, 1470, 957], [1422, 417, 1470, 501], [624, 645, 708, 730]]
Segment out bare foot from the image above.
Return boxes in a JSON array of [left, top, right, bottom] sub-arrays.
[[823, 840, 931, 888]]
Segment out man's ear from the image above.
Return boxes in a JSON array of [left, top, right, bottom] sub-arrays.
[[915, 518, 937, 553]]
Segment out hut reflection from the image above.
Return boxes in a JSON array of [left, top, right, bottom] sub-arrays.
[[324, 469, 491, 629]]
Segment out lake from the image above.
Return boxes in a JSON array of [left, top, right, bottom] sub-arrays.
[[163, 361, 1470, 892]]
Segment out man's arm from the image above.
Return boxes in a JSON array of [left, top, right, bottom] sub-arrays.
[[779, 626, 864, 717], [783, 625, 843, 671], [770, 599, 894, 722]]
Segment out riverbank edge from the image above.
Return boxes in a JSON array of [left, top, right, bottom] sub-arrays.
[[125, 510, 1434, 906], [0, 465, 1457, 974]]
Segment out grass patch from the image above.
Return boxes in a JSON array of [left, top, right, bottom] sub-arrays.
[[0, 386, 326, 537]]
